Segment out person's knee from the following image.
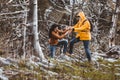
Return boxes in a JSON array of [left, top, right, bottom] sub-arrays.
[[70, 40, 74, 45], [63, 39, 68, 45]]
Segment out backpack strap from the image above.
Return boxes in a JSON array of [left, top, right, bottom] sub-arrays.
[[82, 19, 87, 25]]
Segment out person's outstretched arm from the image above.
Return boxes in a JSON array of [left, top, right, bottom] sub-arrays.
[[74, 21, 90, 32], [51, 31, 68, 39]]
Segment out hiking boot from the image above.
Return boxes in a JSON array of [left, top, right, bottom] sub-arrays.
[[65, 52, 71, 56], [69, 53, 75, 57]]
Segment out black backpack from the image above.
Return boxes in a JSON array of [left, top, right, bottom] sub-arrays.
[[82, 19, 94, 32]]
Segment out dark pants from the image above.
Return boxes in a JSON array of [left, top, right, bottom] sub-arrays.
[[69, 38, 91, 61], [50, 39, 68, 58]]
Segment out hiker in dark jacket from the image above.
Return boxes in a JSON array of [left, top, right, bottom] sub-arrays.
[[48, 24, 70, 58]]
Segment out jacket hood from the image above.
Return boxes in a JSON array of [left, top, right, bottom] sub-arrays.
[[77, 11, 86, 21]]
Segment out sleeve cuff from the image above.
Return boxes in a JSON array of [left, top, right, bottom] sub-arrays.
[[72, 28, 74, 31]]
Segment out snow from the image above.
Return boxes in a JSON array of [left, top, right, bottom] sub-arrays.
[[0, 57, 11, 65], [105, 58, 117, 62], [92, 52, 104, 61], [0, 68, 8, 80], [0, 75, 8, 80], [0, 69, 3, 75]]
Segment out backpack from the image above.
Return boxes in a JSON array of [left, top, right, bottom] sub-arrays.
[[82, 19, 94, 32]]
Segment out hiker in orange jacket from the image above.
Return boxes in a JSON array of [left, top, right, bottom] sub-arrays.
[[48, 24, 70, 58], [69, 11, 92, 62]]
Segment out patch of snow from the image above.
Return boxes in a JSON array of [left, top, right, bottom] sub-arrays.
[[92, 52, 104, 60], [57, 54, 71, 61], [106, 58, 117, 62], [0, 75, 8, 80], [0, 68, 3, 75], [0, 68, 8, 80], [0, 57, 11, 65]]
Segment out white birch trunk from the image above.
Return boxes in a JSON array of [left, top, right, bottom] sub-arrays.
[[32, 0, 45, 61]]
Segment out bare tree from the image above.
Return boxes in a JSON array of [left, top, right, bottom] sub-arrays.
[[109, 0, 120, 48], [28, 0, 46, 61]]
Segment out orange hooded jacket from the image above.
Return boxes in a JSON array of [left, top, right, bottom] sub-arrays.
[[73, 11, 91, 40]]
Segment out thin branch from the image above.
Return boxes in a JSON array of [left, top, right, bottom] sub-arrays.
[[0, 10, 29, 16], [7, 0, 13, 4], [8, 4, 29, 7]]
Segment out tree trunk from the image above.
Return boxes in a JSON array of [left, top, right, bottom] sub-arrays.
[[29, 0, 45, 61], [109, 0, 120, 48], [22, 0, 28, 59]]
